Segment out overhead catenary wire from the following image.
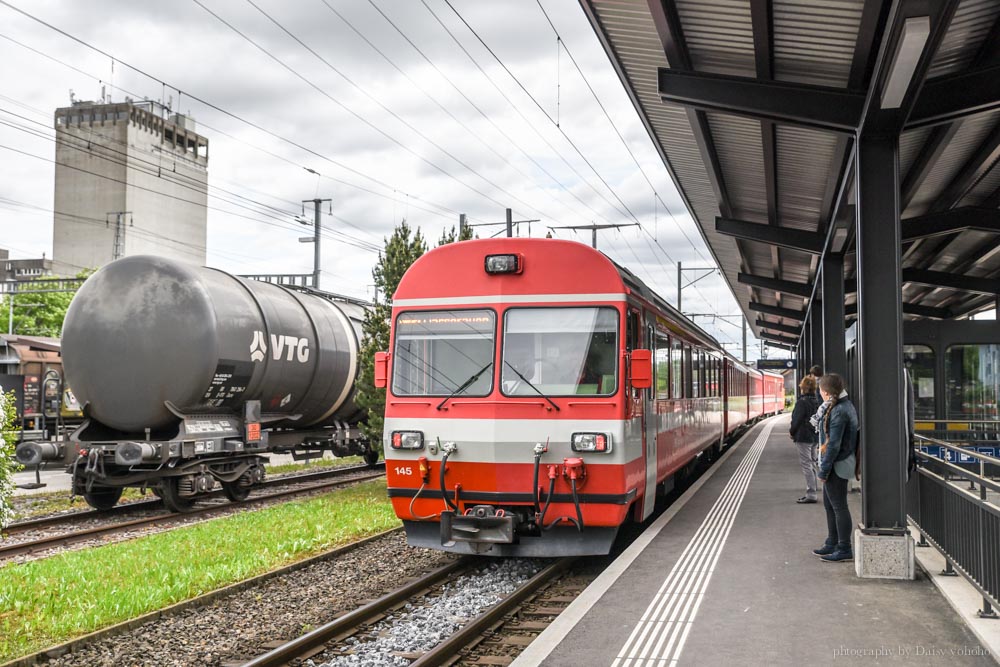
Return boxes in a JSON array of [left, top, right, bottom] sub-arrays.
[[364, 0, 616, 228], [0, 18, 471, 224], [194, 0, 530, 219], [0, 112, 382, 254]]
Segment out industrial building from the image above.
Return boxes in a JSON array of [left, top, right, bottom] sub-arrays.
[[51, 100, 209, 274]]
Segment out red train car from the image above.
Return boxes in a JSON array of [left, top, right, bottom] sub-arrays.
[[376, 238, 782, 556]]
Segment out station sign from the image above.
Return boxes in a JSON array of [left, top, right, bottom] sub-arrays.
[[756, 359, 795, 371]]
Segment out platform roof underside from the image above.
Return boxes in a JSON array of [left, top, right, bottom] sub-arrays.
[[581, 0, 1000, 346]]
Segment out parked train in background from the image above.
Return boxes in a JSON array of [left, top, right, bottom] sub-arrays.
[[0, 334, 82, 442], [376, 238, 783, 557], [15, 256, 376, 512]]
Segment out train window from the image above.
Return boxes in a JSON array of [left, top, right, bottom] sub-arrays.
[[626, 310, 639, 352], [683, 345, 693, 398], [393, 309, 496, 396], [656, 331, 671, 400], [671, 338, 683, 399], [502, 307, 618, 396], [691, 349, 701, 399], [944, 344, 999, 422], [903, 345, 936, 420]]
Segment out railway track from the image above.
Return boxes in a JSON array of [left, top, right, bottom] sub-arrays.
[[239, 557, 576, 667], [0, 463, 385, 561]]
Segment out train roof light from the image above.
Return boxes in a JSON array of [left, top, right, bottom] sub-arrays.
[[485, 254, 521, 275]]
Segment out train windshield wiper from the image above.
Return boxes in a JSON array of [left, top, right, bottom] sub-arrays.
[[502, 360, 561, 412], [437, 361, 493, 410]]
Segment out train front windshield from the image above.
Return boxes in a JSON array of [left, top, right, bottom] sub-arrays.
[[392, 310, 496, 396], [501, 307, 618, 396]]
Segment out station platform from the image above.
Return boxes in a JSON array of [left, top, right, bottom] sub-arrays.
[[515, 415, 996, 666]]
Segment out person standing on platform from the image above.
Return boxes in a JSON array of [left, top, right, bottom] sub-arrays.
[[789, 376, 820, 504], [812, 373, 858, 562], [808, 365, 823, 399]]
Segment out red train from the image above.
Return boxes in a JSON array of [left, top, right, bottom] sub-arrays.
[[375, 238, 783, 556]]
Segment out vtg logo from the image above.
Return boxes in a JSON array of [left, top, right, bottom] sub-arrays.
[[249, 331, 310, 363]]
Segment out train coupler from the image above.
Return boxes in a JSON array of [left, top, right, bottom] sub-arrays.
[[440, 505, 515, 552]]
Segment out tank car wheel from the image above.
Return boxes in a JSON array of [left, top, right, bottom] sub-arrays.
[[83, 486, 124, 511], [363, 448, 380, 467], [222, 481, 252, 502], [159, 478, 195, 513]]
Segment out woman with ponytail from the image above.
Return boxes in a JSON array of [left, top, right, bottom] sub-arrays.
[[813, 373, 859, 563]]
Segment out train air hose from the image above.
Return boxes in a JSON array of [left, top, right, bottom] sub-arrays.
[[541, 473, 584, 532], [409, 483, 437, 520], [440, 450, 459, 512]]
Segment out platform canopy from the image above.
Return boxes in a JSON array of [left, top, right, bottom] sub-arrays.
[[580, 0, 1000, 348]]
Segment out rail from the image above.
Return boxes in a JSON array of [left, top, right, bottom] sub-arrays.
[[907, 434, 1000, 620], [913, 420, 1000, 451]]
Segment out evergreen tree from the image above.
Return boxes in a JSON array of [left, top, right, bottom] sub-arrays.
[[438, 221, 474, 246], [356, 221, 428, 456]]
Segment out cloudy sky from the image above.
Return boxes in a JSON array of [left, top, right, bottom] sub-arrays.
[[0, 0, 778, 359]]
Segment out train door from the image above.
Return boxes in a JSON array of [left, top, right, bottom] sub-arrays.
[[642, 319, 657, 520]]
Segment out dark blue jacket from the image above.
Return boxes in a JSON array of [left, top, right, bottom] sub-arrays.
[[789, 394, 819, 444], [818, 397, 859, 480]]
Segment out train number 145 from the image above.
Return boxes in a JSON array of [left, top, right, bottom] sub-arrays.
[[394, 466, 413, 476]]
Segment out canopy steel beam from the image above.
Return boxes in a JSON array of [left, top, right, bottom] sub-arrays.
[[901, 206, 1000, 241], [902, 267, 1000, 295], [822, 255, 847, 376], [715, 217, 825, 253], [737, 272, 812, 297], [845, 302, 952, 319], [657, 68, 864, 133], [931, 124, 1000, 213], [748, 302, 806, 321], [758, 332, 799, 347], [907, 65, 1000, 129], [756, 319, 801, 335], [899, 124, 960, 211]]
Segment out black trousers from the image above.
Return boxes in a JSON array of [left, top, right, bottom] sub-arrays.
[[823, 471, 853, 551]]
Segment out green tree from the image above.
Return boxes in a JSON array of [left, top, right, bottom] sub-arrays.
[[1, 389, 21, 530], [356, 221, 428, 456], [0, 270, 93, 337], [438, 221, 474, 245]]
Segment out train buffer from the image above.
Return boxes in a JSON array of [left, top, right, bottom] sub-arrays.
[[513, 416, 998, 666]]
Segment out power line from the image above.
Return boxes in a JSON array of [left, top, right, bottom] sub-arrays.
[[0, 108, 383, 253], [441, 0, 644, 227], [194, 0, 525, 217], [0, 18, 469, 224], [364, 0, 613, 227]]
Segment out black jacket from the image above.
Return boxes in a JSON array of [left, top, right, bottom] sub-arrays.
[[789, 393, 820, 444]]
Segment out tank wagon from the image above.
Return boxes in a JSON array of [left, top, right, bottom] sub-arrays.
[[18, 256, 374, 511], [375, 238, 784, 557]]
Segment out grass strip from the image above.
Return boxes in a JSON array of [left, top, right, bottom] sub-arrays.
[[0, 479, 397, 661], [10, 456, 365, 521]]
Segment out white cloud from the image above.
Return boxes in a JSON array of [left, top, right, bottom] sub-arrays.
[[0, 0, 779, 357]]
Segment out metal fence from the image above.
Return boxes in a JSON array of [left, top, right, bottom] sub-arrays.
[[907, 434, 1000, 619]]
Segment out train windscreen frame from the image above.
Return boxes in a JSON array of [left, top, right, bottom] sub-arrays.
[[501, 307, 618, 397], [392, 309, 497, 397]]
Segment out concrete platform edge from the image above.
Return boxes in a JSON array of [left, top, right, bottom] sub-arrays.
[[510, 418, 772, 667], [909, 523, 1000, 665]]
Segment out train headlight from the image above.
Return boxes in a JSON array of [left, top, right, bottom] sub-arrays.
[[391, 430, 424, 450], [571, 432, 612, 453], [485, 254, 522, 274]]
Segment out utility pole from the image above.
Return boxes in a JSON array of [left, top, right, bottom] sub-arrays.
[[676, 263, 717, 313], [107, 211, 132, 261], [300, 198, 331, 289], [506, 208, 513, 238], [742, 317, 747, 363], [459, 213, 467, 239], [545, 222, 637, 249]]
